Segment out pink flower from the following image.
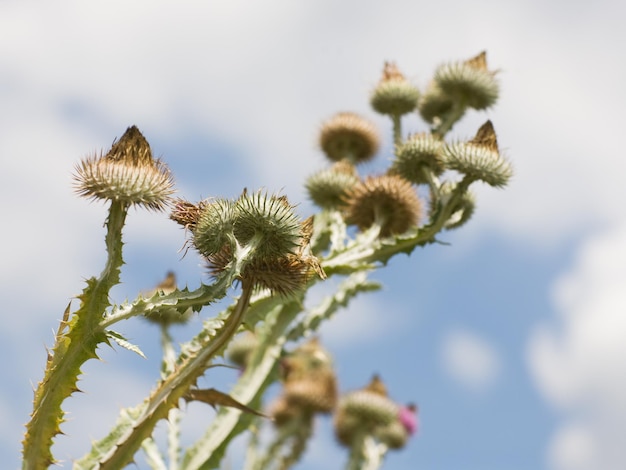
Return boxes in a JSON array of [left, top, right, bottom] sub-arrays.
[[398, 403, 418, 435]]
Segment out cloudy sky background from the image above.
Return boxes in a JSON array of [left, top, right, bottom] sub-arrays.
[[2, 1, 625, 469]]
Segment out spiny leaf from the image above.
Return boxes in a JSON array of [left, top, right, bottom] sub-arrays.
[[105, 330, 146, 359], [184, 388, 269, 418]]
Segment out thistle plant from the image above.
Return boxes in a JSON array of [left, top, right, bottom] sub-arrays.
[[22, 51, 511, 470]]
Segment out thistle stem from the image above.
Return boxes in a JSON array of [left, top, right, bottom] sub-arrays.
[[96, 280, 254, 470], [432, 99, 467, 138], [22, 201, 128, 470], [391, 114, 402, 147]]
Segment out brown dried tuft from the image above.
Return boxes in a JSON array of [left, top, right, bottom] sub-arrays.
[[343, 174, 422, 237]]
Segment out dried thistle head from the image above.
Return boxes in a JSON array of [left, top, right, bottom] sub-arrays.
[[433, 51, 499, 110], [319, 112, 380, 164], [370, 62, 420, 116], [170, 198, 208, 232], [73, 126, 175, 210], [443, 120, 513, 187], [343, 174, 422, 237]]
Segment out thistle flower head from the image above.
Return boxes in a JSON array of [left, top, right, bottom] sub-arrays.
[[343, 174, 422, 237], [434, 51, 499, 110], [443, 120, 513, 187], [73, 126, 175, 210], [391, 132, 445, 184], [370, 62, 420, 116], [319, 112, 380, 164], [305, 161, 360, 209]]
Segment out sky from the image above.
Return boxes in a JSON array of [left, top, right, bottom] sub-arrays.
[[1, 1, 626, 469]]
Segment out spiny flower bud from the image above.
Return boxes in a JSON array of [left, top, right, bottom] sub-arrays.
[[193, 198, 238, 258], [319, 112, 380, 164], [334, 391, 398, 446], [370, 62, 420, 116], [391, 133, 445, 184], [233, 190, 302, 260], [340, 377, 397, 426], [73, 126, 175, 210], [305, 161, 360, 209], [225, 331, 259, 369], [418, 81, 455, 125], [433, 51, 499, 110], [343, 174, 422, 237], [443, 120, 513, 187]]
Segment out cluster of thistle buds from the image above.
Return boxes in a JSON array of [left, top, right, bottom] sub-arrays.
[[55, 51, 511, 470], [307, 51, 511, 241], [170, 189, 325, 295], [227, 335, 417, 457]]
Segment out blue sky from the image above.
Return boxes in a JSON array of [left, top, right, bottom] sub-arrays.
[[2, 1, 626, 469]]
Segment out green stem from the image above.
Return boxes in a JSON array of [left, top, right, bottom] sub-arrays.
[[391, 114, 402, 147], [346, 430, 367, 470], [432, 99, 467, 139], [361, 436, 387, 470], [95, 281, 254, 470], [160, 327, 181, 470], [22, 201, 128, 470]]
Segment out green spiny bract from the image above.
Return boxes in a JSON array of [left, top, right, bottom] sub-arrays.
[[233, 190, 302, 260]]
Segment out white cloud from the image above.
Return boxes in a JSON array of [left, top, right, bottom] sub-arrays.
[[548, 422, 596, 470], [527, 222, 626, 470], [440, 329, 500, 392]]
